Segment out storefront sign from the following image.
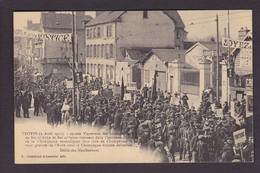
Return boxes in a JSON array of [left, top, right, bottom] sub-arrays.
[[222, 37, 252, 49], [233, 128, 246, 145]]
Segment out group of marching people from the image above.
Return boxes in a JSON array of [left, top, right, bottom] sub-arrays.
[[14, 66, 254, 163]]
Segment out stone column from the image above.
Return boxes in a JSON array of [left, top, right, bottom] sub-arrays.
[[220, 60, 228, 104], [168, 59, 183, 93], [199, 58, 212, 99]]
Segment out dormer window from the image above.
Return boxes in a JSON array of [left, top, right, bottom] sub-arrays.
[[143, 11, 148, 19]]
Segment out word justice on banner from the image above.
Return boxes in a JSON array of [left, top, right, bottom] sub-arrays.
[[14, 29, 72, 42], [222, 37, 252, 49]]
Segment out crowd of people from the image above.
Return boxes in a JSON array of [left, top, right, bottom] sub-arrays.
[[14, 66, 254, 163]]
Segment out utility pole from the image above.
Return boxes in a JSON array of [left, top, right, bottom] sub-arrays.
[[227, 10, 231, 106], [216, 14, 220, 105], [71, 11, 76, 116]]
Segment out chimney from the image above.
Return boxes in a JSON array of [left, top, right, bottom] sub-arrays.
[[238, 27, 250, 40]]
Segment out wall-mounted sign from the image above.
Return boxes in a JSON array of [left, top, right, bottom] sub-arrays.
[[222, 37, 252, 49]]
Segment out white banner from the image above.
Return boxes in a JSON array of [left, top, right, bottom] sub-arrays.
[[65, 80, 73, 89], [124, 93, 132, 101], [14, 29, 72, 42], [222, 37, 252, 49], [233, 128, 246, 146], [91, 90, 99, 96]]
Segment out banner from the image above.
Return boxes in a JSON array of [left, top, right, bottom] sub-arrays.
[[65, 79, 73, 89], [91, 90, 99, 96], [222, 37, 252, 49], [215, 108, 223, 118], [233, 128, 246, 146], [124, 93, 132, 101], [14, 29, 72, 42]]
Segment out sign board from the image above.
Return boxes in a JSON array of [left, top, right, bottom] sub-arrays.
[[233, 128, 246, 145], [215, 108, 223, 118], [222, 37, 252, 49], [124, 93, 132, 101], [112, 86, 121, 97], [65, 79, 73, 89], [91, 90, 99, 96], [14, 29, 72, 42], [127, 86, 137, 91]]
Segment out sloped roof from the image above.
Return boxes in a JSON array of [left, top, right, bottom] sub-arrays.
[[41, 12, 92, 30], [186, 41, 229, 54], [86, 11, 185, 28], [184, 41, 197, 50], [86, 11, 125, 26], [141, 48, 185, 64], [126, 48, 151, 61]]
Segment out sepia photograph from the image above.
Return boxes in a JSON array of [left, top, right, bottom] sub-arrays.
[[13, 10, 253, 163]]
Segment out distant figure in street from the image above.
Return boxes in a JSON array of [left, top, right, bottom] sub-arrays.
[[171, 92, 180, 105], [182, 93, 189, 108], [142, 85, 148, 98], [15, 91, 22, 117], [21, 91, 30, 118], [222, 101, 229, 115], [33, 92, 40, 116]]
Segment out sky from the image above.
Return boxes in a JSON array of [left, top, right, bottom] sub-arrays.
[[13, 10, 252, 40]]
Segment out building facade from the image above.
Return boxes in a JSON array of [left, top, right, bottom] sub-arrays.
[[85, 11, 187, 84], [38, 12, 92, 79]]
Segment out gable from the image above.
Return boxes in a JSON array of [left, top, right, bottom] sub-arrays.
[[144, 54, 167, 72]]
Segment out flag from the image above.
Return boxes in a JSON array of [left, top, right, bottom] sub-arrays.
[[152, 71, 157, 102], [121, 76, 125, 100]]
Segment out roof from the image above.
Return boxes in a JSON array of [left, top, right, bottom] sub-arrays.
[[186, 41, 229, 54], [125, 48, 151, 61], [41, 12, 92, 30], [142, 48, 185, 63], [86, 11, 185, 28], [184, 41, 197, 50], [86, 11, 125, 26]]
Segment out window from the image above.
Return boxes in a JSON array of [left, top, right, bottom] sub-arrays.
[[89, 28, 92, 39], [105, 44, 109, 58], [93, 28, 96, 38], [110, 66, 113, 80], [89, 45, 92, 57], [109, 44, 113, 58], [87, 64, 89, 73], [144, 70, 150, 83], [97, 45, 100, 57], [86, 45, 89, 57], [93, 45, 96, 57], [143, 11, 148, 19], [106, 25, 112, 37], [86, 29, 90, 39], [101, 44, 104, 57], [97, 27, 101, 38]]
